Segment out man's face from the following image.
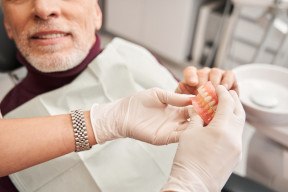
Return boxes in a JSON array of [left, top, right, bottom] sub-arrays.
[[2, 0, 102, 72]]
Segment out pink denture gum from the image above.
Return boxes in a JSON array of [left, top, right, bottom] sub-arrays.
[[191, 81, 218, 125]]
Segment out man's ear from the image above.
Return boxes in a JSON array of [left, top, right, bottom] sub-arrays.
[[4, 19, 14, 40], [94, 2, 102, 31]]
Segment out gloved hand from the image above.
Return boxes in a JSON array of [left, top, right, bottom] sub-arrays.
[[162, 85, 246, 192], [90, 88, 191, 144], [176, 66, 239, 95]]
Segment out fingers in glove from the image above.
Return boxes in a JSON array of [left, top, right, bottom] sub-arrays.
[[229, 90, 245, 119], [176, 82, 195, 94], [155, 88, 192, 107], [209, 68, 224, 87], [188, 108, 204, 128], [153, 123, 188, 145], [183, 66, 199, 86], [197, 67, 210, 86], [214, 85, 235, 119], [166, 106, 191, 132], [221, 71, 238, 93], [165, 130, 182, 144], [176, 105, 191, 122], [167, 120, 191, 144], [232, 80, 239, 95]]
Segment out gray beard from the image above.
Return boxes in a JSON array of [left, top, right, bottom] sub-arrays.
[[22, 48, 89, 73]]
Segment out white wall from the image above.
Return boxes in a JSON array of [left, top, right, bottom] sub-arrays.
[[105, 0, 207, 64]]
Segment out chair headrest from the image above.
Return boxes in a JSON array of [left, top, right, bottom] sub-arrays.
[[0, 9, 21, 72]]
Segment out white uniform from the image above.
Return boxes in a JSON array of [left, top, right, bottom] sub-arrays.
[[6, 38, 179, 192]]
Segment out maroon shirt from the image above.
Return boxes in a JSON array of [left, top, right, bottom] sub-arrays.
[[0, 35, 101, 116], [0, 35, 101, 192]]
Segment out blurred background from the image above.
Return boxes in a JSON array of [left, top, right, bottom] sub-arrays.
[[99, 0, 288, 77], [1, 0, 288, 191]]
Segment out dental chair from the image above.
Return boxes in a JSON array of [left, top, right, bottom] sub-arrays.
[[0, 10, 21, 72], [0, 9, 26, 101]]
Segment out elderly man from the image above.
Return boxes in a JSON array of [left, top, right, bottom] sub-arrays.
[[0, 0, 240, 192]]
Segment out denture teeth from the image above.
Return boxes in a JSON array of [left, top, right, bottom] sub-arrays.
[[207, 108, 214, 114], [193, 81, 218, 124], [198, 87, 205, 95], [199, 85, 204, 89], [204, 96, 212, 102], [200, 100, 206, 108], [204, 105, 210, 111], [38, 33, 65, 39], [202, 92, 208, 97], [209, 101, 216, 107]]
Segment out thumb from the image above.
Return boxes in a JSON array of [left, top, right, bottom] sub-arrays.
[[213, 85, 234, 120], [188, 108, 204, 128]]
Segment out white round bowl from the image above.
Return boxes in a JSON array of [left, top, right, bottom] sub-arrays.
[[233, 64, 288, 127]]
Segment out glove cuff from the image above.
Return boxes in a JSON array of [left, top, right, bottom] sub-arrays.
[[90, 103, 123, 144], [90, 103, 102, 144]]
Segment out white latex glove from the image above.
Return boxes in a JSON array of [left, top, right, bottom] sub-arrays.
[[90, 88, 192, 145], [162, 85, 246, 192]]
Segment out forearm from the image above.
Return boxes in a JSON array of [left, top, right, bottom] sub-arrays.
[[0, 111, 96, 177]]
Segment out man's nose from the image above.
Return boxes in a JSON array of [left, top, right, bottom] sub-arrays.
[[33, 0, 61, 20]]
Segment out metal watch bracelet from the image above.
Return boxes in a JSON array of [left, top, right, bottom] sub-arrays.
[[70, 109, 91, 152]]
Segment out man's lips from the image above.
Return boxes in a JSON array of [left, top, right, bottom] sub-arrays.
[[29, 31, 71, 46], [31, 31, 70, 39]]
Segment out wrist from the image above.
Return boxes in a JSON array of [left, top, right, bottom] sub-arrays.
[[83, 111, 97, 145], [162, 163, 215, 192], [90, 103, 124, 144]]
